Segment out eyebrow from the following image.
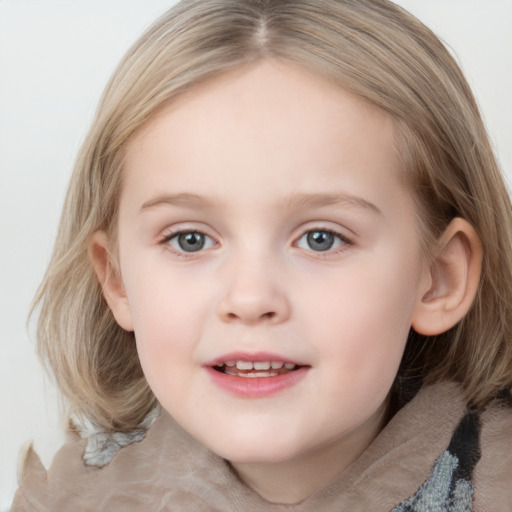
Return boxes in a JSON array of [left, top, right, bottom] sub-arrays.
[[139, 191, 381, 215], [140, 193, 218, 212], [284, 192, 382, 215]]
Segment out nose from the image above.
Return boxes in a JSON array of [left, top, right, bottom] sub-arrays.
[[217, 257, 291, 325]]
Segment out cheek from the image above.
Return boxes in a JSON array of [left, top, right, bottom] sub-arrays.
[[120, 259, 214, 377], [301, 253, 420, 381], [122, 249, 208, 327], [305, 271, 416, 426], [127, 285, 204, 406]]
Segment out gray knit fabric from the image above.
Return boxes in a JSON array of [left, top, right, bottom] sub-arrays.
[[392, 451, 474, 512], [392, 409, 480, 512]]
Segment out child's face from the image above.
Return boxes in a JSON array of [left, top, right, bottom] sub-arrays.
[[114, 61, 430, 468]]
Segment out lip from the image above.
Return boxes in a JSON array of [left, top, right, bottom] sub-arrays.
[[204, 351, 309, 398], [203, 351, 306, 367]]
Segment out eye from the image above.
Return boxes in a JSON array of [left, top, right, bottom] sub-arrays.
[[165, 231, 216, 253], [296, 229, 348, 252]]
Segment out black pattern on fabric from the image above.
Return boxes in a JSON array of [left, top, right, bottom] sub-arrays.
[[391, 410, 481, 512]]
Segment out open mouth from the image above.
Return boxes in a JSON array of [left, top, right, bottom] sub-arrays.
[[206, 356, 309, 397], [212, 360, 301, 378]]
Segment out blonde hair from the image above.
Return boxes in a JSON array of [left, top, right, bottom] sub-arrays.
[[34, 0, 512, 432]]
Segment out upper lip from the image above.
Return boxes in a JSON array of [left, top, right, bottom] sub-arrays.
[[204, 351, 307, 367]]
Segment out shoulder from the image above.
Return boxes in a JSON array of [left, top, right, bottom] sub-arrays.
[[12, 427, 114, 511], [473, 399, 512, 511], [11, 444, 49, 512], [12, 410, 159, 512], [12, 409, 236, 512]]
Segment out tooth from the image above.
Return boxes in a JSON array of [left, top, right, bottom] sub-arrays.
[[271, 361, 284, 369], [225, 370, 279, 378], [253, 361, 271, 370], [242, 371, 277, 378], [236, 361, 253, 370], [284, 363, 296, 370], [216, 363, 224, 367], [258, 371, 278, 377], [225, 361, 236, 367]]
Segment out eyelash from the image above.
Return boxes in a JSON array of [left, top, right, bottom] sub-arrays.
[[159, 230, 217, 257], [295, 228, 351, 256], [158, 227, 352, 257]]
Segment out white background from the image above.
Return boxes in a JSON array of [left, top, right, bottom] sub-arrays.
[[1, 1, 511, 508]]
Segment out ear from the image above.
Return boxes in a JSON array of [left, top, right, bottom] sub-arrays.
[[412, 218, 483, 336], [88, 231, 134, 332]]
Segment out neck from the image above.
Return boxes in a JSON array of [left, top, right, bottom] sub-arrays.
[[230, 405, 387, 504]]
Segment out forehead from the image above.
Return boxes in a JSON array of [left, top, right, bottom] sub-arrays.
[[122, 60, 405, 214]]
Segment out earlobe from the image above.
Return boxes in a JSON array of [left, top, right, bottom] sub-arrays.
[[412, 218, 483, 336], [88, 231, 134, 332]]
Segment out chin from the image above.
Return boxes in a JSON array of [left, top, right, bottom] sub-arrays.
[[206, 434, 304, 464]]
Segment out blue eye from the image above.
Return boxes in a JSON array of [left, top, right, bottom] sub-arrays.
[[297, 230, 347, 252], [166, 231, 216, 253]]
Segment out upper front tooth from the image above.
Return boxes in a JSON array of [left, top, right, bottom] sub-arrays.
[[236, 361, 253, 370], [271, 361, 284, 369], [225, 361, 236, 367], [284, 363, 296, 369], [253, 361, 271, 370]]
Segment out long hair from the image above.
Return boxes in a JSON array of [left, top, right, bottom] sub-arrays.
[[33, 0, 512, 431]]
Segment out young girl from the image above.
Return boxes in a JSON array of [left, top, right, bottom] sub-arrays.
[[13, 0, 512, 510]]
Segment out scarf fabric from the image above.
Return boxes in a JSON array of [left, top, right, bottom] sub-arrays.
[[12, 383, 512, 511], [392, 410, 481, 512]]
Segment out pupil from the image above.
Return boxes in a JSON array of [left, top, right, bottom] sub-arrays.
[[178, 232, 205, 252], [307, 231, 334, 251]]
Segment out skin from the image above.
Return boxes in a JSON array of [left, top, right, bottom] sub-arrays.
[[91, 60, 482, 503]]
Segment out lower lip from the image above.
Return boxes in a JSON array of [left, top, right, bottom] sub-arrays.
[[205, 366, 309, 398]]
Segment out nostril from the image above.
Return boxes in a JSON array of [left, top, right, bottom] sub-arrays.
[[224, 310, 277, 322]]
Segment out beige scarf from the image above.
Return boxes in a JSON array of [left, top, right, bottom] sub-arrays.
[[12, 382, 512, 511]]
